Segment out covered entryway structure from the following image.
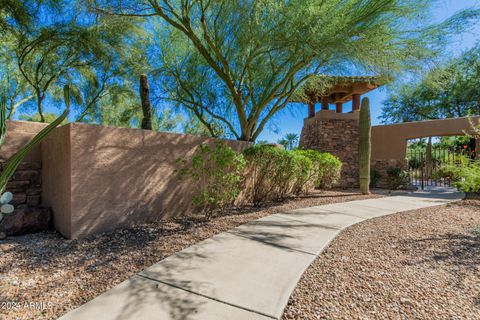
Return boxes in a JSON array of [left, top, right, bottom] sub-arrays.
[[371, 117, 480, 189]]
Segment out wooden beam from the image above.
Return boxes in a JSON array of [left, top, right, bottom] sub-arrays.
[[336, 103, 343, 113], [321, 96, 329, 110], [308, 102, 315, 118], [352, 94, 361, 111]]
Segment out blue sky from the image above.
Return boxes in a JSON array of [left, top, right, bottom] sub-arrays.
[[258, 0, 480, 143]]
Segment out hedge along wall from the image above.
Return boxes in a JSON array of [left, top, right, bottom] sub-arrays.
[[41, 122, 250, 239]]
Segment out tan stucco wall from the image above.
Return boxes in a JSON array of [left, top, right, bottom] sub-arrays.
[[372, 117, 480, 161], [41, 124, 72, 237], [0, 121, 48, 161], [44, 123, 249, 239]]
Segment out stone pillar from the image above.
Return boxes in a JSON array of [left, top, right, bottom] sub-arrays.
[[308, 102, 315, 118], [299, 112, 360, 187], [321, 97, 329, 110], [336, 103, 343, 113], [352, 94, 361, 111]]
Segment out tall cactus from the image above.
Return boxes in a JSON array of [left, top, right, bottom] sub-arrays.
[[358, 97, 371, 194]]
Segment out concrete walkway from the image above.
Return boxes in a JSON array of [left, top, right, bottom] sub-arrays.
[[59, 190, 463, 320]]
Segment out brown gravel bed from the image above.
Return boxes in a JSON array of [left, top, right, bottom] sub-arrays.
[[282, 200, 480, 320], [0, 189, 380, 320]]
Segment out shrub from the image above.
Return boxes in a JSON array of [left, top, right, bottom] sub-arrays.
[[386, 167, 409, 189], [370, 170, 382, 188], [291, 153, 313, 195], [243, 145, 295, 205], [177, 141, 246, 218], [292, 150, 342, 189], [442, 157, 480, 193], [317, 152, 342, 189]]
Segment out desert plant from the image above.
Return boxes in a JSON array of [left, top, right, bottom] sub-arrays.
[[359, 98, 371, 194], [293, 149, 342, 189], [387, 167, 409, 190], [290, 153, 313, 196], [0, 86, 70, 199], [177, 141, 246, 218], [317, 152, 343, 189], [370, 170, 382, 188], [243, 145, 297, 205], [442, 156, 480, 194]]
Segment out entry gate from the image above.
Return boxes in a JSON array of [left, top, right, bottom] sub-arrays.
[[407, 147, 474, 190]]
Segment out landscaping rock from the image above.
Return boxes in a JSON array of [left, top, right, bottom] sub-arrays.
[[0, 206, 51, 236]]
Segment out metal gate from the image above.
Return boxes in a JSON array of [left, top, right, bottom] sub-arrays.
[[407, 147, 474, 190]]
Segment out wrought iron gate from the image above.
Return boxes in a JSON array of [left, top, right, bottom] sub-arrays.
[[407, 147, 474, 190]]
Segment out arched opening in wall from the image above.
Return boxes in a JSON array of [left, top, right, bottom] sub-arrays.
[[406, 135, 477, 189]]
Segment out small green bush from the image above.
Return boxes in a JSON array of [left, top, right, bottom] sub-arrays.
[[243, 145, 295, 205], [292, 150, 342, 189], [386, 167, 409, 189], [177, 141, 246, 218], [370, 170, 382, 188], [442, 157, 480, 193], [317, 152, 342, 189], [291, 153, 313, 195]]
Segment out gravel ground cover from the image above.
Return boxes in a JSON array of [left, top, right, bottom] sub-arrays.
[[282, 200, 480, 320], [0, 189, 379, 320]]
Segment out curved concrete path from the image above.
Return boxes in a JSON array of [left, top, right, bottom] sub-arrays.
[[59, 190, 462, 320]]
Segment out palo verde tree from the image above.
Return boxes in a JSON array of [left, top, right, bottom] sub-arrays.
[[381, 43, 480, 123], [91, 0, 479, 142]]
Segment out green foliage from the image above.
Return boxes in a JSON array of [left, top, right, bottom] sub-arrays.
[[0, 85, 70, 195], [244, 146, 342, 205], [386, 167, 409, 190], [316, 152, 343, 189], [370, 170, 382, 188], [278, 133, 299, 151], [293, 149, 342, 189], [177, 142, 246, 218], [382, 43, 480, 123], [359, 98, 371, 194], [92, 0, 475, 141], [19, 112, 69, 125], [243, 145, 298, 204], [290, 154, 313, 196], [442, 157, 480, 193]]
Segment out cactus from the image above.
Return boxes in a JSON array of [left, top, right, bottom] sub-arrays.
[[0, 85, 70, 196], [359, 97, 371, 194]]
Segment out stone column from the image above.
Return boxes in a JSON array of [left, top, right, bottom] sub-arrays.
[[321, 97, 329, 110], [336, 103, 343, 113], [308, 102, 315, 118], [352, 94, 361, 111]]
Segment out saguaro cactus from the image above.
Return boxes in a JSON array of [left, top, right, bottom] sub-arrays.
[[359, 97, 371, 194]]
